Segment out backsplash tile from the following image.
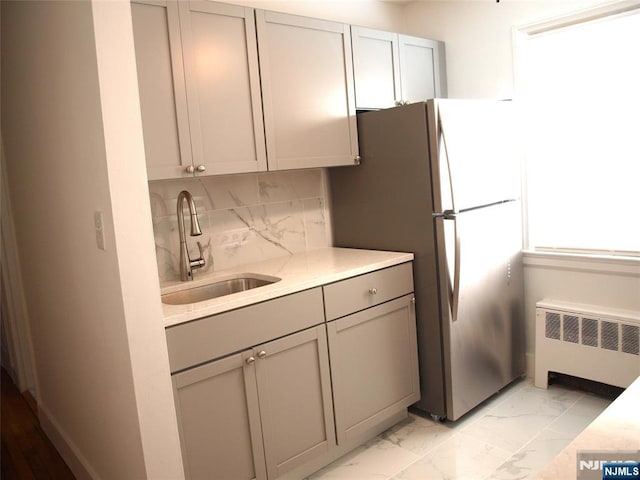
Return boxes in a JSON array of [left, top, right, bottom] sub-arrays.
[[148, 169, 331, 283]]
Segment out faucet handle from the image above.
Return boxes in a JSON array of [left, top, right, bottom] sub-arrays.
[[189, 241, 206, 270]]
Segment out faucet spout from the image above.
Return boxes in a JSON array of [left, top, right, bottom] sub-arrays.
[[177, 190, 206, 281]]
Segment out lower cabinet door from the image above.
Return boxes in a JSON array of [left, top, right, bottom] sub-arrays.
[[172, 351, 267, 480], [254, 325, 336, 479], [327, 294, 420, 444]]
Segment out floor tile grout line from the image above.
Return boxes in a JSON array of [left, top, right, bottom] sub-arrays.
[[378, 424, 461, 479], [543, 389, 589, 434], [385, 427, 472, 480], [378, 415, 455, 458]]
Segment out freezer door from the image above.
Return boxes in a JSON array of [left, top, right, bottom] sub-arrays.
[[436, 200, 525, 421], [429, 99, 522, 213]]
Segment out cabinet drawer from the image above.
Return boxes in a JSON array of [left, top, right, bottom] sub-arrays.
[[166, 288, 324, 373], [323, 263, 413, 321]]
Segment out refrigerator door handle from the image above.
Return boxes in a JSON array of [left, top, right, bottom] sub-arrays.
[[449, 216, 461, 323], [437, 107, 461, 322], [438, 106, 456, 214], [435, 215, 461, 323]]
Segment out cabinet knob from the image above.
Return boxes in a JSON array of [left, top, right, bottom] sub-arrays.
[[257, 350, 267, 359], [411, 296, 416, 305], [185, 165, 195, 174], [246, 356, 256, 365], [196, 164, 206, 173], [354, 155, 362, 165], [369, 287, 377, 295]]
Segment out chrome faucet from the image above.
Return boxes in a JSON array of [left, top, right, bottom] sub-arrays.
[[177, 190, 205, 281]]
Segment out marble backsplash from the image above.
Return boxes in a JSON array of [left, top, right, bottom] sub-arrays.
[[148, 169, 331, 283]]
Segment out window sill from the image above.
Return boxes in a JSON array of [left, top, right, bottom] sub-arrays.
[[523, 250, 640, 276]]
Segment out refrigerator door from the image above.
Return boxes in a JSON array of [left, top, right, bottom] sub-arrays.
[[436, 200, 525, 421], [429, 99, 521, 214]]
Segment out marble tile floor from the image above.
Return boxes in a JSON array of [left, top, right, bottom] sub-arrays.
[[309, 378, 617, 480]]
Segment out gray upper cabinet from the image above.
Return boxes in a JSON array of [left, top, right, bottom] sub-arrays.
[[351, 26, 447, 109], [398, 34, 447, 102], [351, 26, 401, 110], [256, 10, 360, 170], [131, 0, 267, 180], [131, 0, 193, 180], [132, 2, 446, 176], [178, 1, 267, 176]]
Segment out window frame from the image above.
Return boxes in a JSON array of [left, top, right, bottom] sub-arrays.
[[512, 0, 640, 261]]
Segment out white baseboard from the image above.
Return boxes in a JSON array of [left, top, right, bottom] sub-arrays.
[[526, 352, 535, 379], [38, 403, 99, 480]]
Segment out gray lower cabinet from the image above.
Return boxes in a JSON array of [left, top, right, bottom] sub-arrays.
[[172, 351, 267, 480], [167, 263, 419, 479], [327, 295, 420, 444], [171, 323, 334, 480], [254, 326, 335, 479], [323, 264, 420, 445]]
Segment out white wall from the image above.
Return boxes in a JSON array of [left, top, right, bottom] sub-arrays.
[[1, 1, 183, 478], [402, 0, 612, 99]]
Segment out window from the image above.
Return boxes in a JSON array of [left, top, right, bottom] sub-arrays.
[[517, 5, 640, 256]]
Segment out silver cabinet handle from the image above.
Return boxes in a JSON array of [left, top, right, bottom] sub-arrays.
[[354, 155, 362, 165], [196, 164, 206, 173], [185, 165, 195, 174], [369, 288, 377, 295], [246, 356, 255, 365], [257, 350, 267, 359]]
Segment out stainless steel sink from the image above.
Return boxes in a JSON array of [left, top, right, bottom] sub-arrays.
[[162, 275, 281, 305]]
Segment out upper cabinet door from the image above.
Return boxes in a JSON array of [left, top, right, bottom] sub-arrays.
[[178, 1, 267, 175], [351, 26, 401, 110], [398, 34, 448, 102], [256, 11, 359, 170], [131, 0, 193, 180]]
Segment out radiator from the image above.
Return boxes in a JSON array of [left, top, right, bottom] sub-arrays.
[[534, 299, 640, 389]]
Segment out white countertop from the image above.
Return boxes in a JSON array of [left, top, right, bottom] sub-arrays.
[[161, 247, 414, 327], [535, 375, 640, 479]]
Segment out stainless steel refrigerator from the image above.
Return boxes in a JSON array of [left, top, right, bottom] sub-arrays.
[[329, 99, 525, 421]]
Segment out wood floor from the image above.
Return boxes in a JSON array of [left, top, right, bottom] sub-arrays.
[[1, 368, 75, 480]]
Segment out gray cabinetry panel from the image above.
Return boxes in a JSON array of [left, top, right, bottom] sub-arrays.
[[172, 351, 266, 480], [255, 326, 335, 478], [166, 288, 324, 373], [323, 263, 414, 321], [327, 295, 420, 444]]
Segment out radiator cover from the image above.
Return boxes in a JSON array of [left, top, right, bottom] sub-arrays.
[[534, 299, 640, 389]]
